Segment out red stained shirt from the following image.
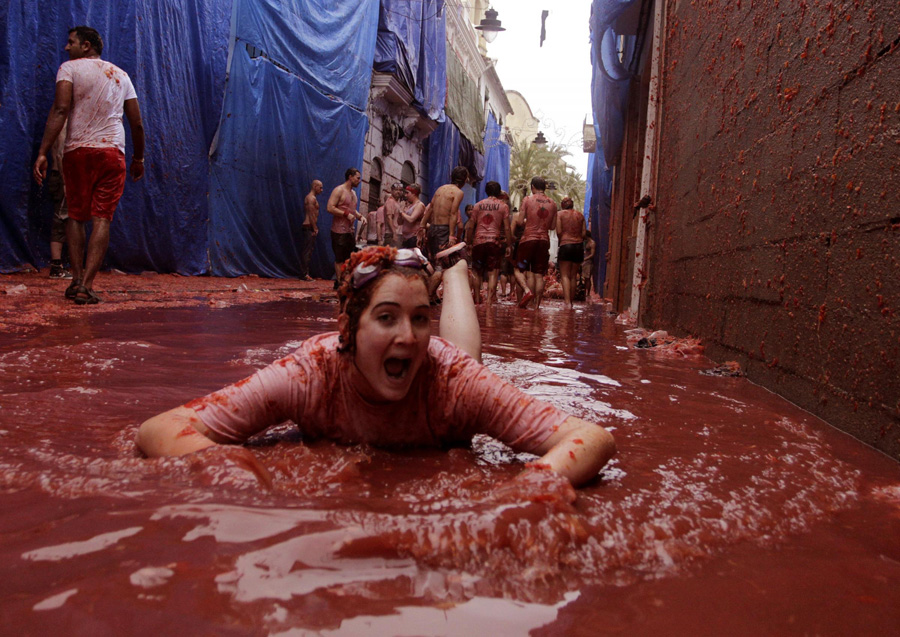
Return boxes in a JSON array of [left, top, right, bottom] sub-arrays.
[[188, 333, 567, 452], [471, 197, 509, 246]]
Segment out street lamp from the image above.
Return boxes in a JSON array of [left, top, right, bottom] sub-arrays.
[[533, 131, 547, 145], [475, 7, 505, 43]]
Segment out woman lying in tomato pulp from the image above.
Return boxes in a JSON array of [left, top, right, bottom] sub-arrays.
[[136, 246, 616, 487]]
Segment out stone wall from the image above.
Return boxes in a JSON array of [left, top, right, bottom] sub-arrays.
[[644, 0, 900, 457], [362, 104, 429, 214]]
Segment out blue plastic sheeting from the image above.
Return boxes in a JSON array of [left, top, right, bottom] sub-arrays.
[[237, 0, 379, 112], [475, 112, 511, 203], [0, 0, 231, 274], [208, 0, 378, 278], [426, 118, 460, 199], [374, 0, 446, 120], [591, 0, 642, 171], [586, 150, 613, 291], [458, 135, 485, 184], [208, 48, 370, 277], [426, 117, 487, 205], [589, 0, 643, 291]]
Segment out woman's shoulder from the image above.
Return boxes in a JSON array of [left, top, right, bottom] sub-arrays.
[[289, 332, 342, 365]]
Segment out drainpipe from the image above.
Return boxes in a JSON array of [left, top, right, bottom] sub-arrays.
[[629, 0, 666, 321]]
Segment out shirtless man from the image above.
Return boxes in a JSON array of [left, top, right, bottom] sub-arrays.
[[582, 233, 596, 298], [467, 181, 511, 305], [326, 168, 363, 286], [382, 183, 402, 247], [513, 176, 558, 309], [359, 192, 386, 246], [421, 166, 467, 261], [398, 184, 426, 249], [300, 179, 322, 280]]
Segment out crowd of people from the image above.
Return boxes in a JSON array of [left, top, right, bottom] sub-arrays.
[[304, 165, 597, 311]]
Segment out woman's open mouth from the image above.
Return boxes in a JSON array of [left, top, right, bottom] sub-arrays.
[[384, 357, 411, 380]]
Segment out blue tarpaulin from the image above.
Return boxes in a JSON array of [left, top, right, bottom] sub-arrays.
[[588, 0, 644, 290], [1, 0, 380, 278], [374, 0, 446, 121], [0, 0, 232, 274], [475, 112, 510, 202], [426, 118, 460, 199], [209, 0, 379, 277], [426, 116, 487, 208]]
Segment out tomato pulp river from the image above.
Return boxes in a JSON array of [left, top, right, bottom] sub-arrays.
[[1, 295, 899, 635]]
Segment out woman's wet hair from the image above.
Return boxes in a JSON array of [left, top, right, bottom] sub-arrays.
[[336, 246, 428, 354]]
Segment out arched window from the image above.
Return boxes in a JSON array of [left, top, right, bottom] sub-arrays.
[[401, 161, 416, 188], [367, 158, 383, 212]]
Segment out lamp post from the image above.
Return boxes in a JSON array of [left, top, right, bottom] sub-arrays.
[[533, 131, 548, 145], [475, 7, 505, 43]]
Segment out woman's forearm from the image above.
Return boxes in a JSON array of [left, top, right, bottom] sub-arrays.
[[537, 416, 616, 486], [136, 406, 218, 457]]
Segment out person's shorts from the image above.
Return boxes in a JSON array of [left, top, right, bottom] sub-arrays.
[[331, 231, 355, 264], [383, 232, 394, 247], [401, 235, 418, 249], [62, 147, 126, 222], [558, 243, 585, 264], [472, 241, 504, 275], [46, 170, 69, 243], [426, 224, 450, 260], [516, 239, 551, 275]]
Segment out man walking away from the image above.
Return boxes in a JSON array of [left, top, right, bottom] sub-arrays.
[[33, 26, 145, 305], [301, 179, 323, 280], [513, 177, 557, 310]]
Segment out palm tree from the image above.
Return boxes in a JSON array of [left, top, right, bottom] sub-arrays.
[[508, 138, 586, 211]]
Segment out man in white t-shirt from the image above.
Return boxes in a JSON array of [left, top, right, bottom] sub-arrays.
[[33, 26, 145, 305]]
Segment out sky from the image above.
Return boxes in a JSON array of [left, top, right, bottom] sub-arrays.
[[483, 1, 594, 179]]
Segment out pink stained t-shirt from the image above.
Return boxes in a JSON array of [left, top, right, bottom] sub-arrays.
[[472, 197, 509, 246], [520, 193, 558, 243], [187, 333, 568, 452], [56, 59, 137, 155]]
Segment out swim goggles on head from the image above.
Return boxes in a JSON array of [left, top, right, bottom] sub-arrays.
[[351, 248, 430, 289]]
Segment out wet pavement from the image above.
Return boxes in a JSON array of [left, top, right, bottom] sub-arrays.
[[1, 271, 899, 635]]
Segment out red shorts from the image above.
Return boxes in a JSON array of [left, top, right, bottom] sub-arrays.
[[516, 239, 551, 275], [62, 147, 127, 222], [472, 241, 504, 274]]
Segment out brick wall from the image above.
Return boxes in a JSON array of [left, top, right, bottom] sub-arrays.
[[644, 0, 900, 457]]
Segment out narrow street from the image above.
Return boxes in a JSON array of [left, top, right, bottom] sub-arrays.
[[1, 273, 897, 633]]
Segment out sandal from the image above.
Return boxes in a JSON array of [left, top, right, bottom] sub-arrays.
[[73, 286, 101, 305], [64, 279, 82, 299]]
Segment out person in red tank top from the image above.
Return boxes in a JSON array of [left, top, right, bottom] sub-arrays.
[[512, 177, 557, 309]]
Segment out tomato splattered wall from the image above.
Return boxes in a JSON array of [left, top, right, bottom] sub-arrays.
[[640, 0, 899, 457]]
